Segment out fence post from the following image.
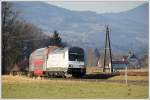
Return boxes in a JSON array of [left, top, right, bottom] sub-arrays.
[[125, 66, 128, 85]]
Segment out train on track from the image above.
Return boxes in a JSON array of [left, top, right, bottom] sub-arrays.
[[28, 46, 86, 77]]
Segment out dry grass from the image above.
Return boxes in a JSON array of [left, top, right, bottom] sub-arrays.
[[108, 75, 148, 81], [2, 75, 88, 85], [86, 67, 148, 76], [117, 68, 148, 72], [2, 75, 148, 99], [86, 67, 103, 73]]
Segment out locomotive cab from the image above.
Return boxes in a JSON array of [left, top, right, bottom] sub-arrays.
[[67, 47, 86, 77]]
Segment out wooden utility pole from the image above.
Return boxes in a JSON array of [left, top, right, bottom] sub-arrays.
[[103, 25, 113, 72]]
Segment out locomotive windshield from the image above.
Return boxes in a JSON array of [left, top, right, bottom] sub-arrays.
[[69, 47, 84, 61], [69, 53, 84, 61]]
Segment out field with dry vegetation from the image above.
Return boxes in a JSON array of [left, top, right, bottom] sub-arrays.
[[2, 74, 148, 99]]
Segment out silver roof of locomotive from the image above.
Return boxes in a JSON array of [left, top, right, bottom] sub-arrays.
[[52, 47, 68, 54]]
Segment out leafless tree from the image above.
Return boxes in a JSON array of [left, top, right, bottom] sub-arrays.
[[2, 2, 45, 74], [87, 48, 99, 67]]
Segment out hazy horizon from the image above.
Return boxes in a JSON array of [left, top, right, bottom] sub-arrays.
[[45, 1, 147, 14]]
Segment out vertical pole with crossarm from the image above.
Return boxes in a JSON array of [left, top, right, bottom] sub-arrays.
[[103, 26, 108, 72], [103, 25, 113, 72]]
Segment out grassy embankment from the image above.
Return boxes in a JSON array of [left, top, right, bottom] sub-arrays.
[[2, 75, 148, 99]]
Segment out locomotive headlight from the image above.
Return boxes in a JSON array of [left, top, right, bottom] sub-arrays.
[[69, 64, 73, 68], [79, 65, 84, 68]]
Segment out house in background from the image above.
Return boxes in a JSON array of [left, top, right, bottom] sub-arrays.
[[109, 50, 140, 71], [127, 51, 140, 68], [109, 61, 129, 71]]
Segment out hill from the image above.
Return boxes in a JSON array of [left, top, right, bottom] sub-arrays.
[[12, 2, 148, 55]]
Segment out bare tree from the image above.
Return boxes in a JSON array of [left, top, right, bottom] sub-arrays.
[[2, 2, 45, 74], [87, 48, 98, 67], [2, 2, 20, 74]]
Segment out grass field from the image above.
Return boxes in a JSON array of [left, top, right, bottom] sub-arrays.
[[108, 75, 148, 81], [2, 75, 148, 99]]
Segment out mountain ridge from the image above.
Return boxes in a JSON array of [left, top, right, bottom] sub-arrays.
[[12, 2, 148, 55]]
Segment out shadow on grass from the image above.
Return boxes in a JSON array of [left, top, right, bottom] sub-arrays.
[[83, 73, 118, 79]]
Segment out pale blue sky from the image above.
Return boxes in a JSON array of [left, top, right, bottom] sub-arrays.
[[46, 1, 147, 14]]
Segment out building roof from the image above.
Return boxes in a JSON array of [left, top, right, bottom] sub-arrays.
[[129, 54, 137, 59]]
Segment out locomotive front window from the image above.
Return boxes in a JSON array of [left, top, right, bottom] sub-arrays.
[[69, 53, 84, 61]]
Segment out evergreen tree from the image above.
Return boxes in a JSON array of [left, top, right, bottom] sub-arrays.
[[52, 30, 62, 46]]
